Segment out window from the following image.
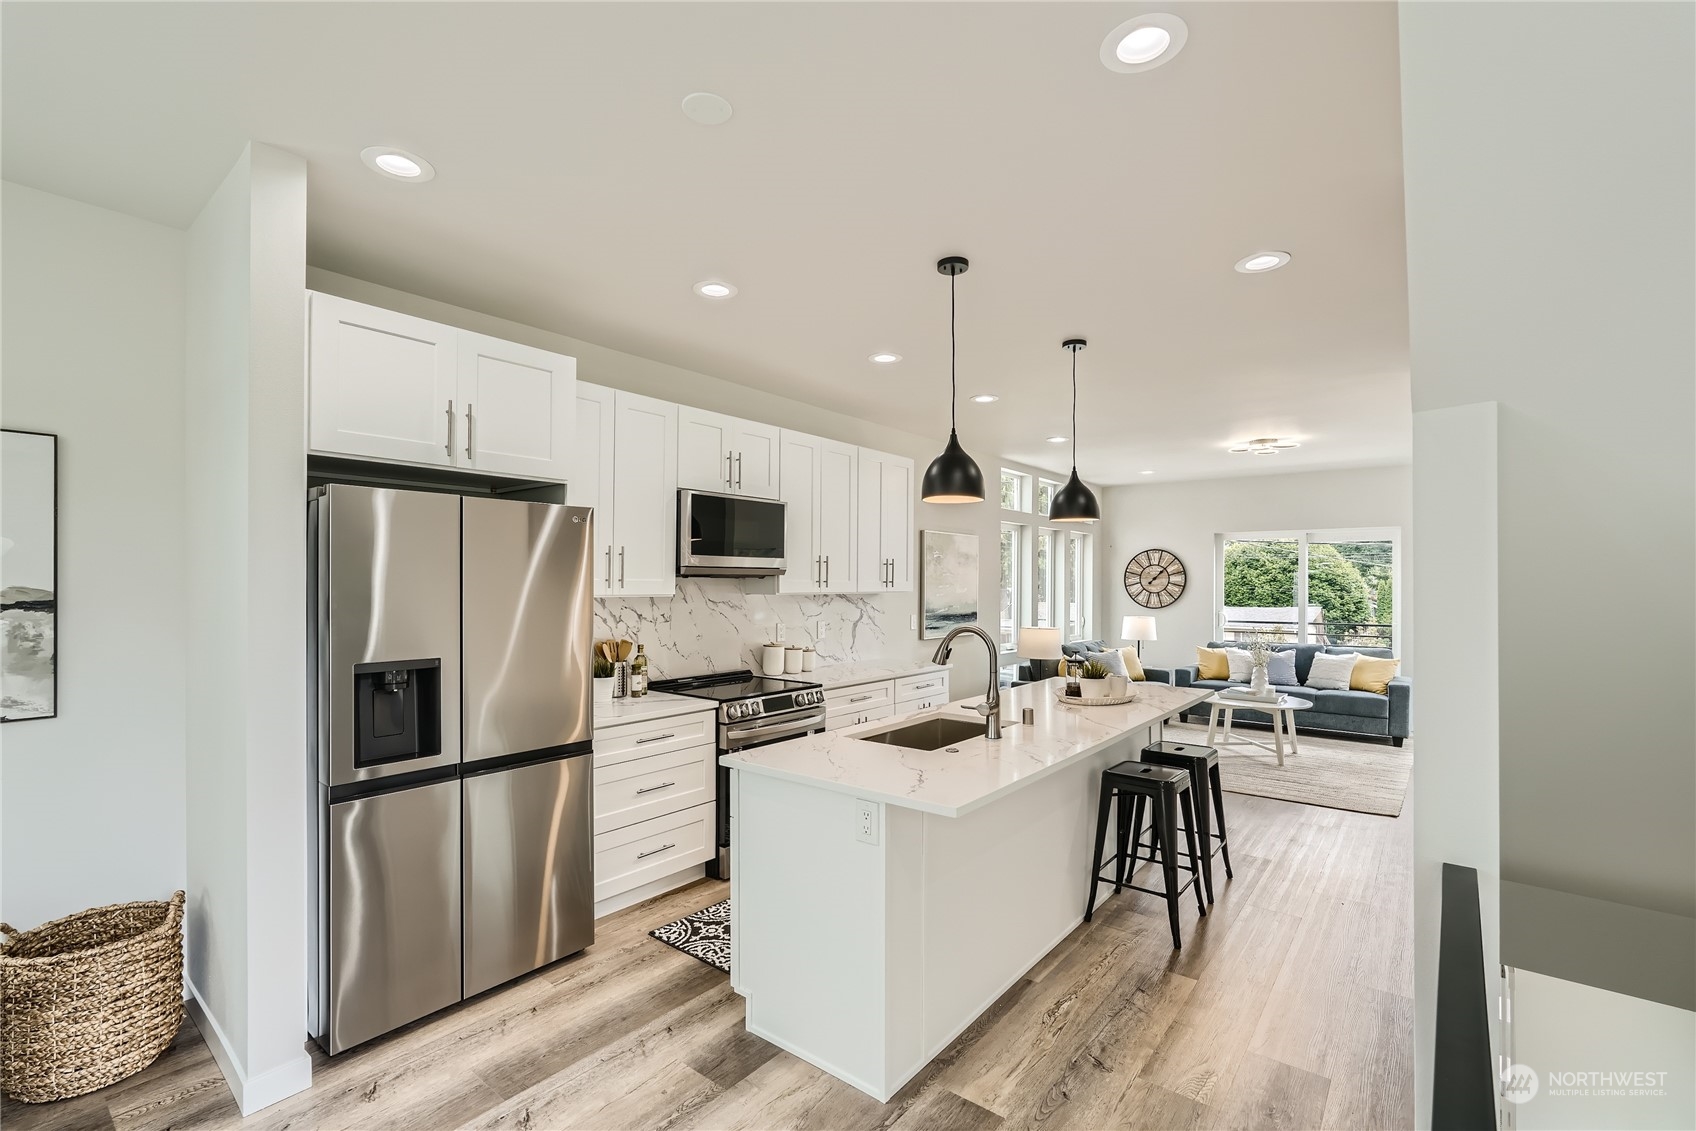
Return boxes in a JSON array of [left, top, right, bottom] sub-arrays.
[[1064, 530, 1091, 641], [999, 523, 1024, 649], [1036, 478, 1061, 518], [1035, 529, 1057, 627], [1000, 469, 1030, 512], [1220, 531, 1399, 650]]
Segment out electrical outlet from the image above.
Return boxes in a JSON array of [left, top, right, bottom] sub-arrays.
[[775, 623, 785, 642], [855, 799, 879, 845]]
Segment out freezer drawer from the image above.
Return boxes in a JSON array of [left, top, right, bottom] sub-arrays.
[[324, 777, 461, 1055], [463, 753, 595, 996]]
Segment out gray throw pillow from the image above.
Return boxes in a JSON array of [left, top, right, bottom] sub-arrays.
[[1088, 648, 1129, 678], [1265, 651, 1298, 686]]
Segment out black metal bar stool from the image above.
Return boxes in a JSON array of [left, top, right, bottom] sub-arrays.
[[1084, 761, 1207, 948], [1141, 740, 1232, 904]]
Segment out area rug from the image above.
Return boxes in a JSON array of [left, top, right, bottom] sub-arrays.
[[1163, 721, 1412, 817], [649, 900, 731, 973]]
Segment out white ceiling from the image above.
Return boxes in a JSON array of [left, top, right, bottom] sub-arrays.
[[2, 2, 1410, 485]]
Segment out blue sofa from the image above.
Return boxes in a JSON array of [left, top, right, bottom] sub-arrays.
[[1172, 641, 1411, 745], [1015, 638, 1172, 687]]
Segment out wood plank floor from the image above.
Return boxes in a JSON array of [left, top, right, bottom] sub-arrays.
[[4, 790, 1412, 1131]]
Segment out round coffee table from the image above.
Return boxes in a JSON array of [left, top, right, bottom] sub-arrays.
[[1203, 693, 1312, 767]]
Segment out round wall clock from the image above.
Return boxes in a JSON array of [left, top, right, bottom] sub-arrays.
[[1124, 549, 1186, 609]]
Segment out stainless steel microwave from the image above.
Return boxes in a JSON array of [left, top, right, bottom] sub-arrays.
[[677, 489, 786, 577]]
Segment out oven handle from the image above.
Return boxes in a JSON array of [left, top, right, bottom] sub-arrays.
[[723, 710, 827, 750]]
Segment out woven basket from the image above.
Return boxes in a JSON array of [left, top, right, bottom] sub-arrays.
[[0, 891, 185, 1103]]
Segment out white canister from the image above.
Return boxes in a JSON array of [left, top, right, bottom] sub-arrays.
[[801, 647, 816, 672], [761, 643, 786, 677], [784, 646, 803, 674]]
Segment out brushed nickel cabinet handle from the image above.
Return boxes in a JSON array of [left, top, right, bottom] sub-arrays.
[[726, 452, 733, 487], [735, 452, 743, 489], [636, 842, 676, 859], [465, 403, 475, 459], [635, 781, 677, 795], [619, 545, 626, 586], [848, 693, 874, 703], [606, 546, 614, 588], [446, 400, 455, 456], [823, 555, 830, 587], [636, 732, 677, 744], [815, 556, 823, 586]]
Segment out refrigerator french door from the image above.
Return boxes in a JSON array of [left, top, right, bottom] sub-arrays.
[[310, 486, 595, 1055]]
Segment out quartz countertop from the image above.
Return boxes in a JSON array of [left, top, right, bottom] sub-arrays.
[[808, 659, 950, 691], [591, 691, 714, 728], [723, 678, 1209, 817]]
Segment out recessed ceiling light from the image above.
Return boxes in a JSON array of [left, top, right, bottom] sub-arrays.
[[681, 92, 734, 126], [694, 280, 737, 299], [869, 352, 902, 364], [1229, 437, 1301, 454], [970, 394, 999, 404], [360, 146, 435, 182], [1235, 251, 1292, 274], [1141, 469, 1155, 475], [1046, 435, 1069, 444], [1100, 14, 1188, 74]]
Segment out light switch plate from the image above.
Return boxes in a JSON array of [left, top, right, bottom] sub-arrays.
[[855, 798, 879, 845], [775, 623, 786, 642], [910, 613, 917, 631]]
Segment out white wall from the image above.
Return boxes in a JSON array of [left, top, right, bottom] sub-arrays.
[[0, 182, 188, 929], [183, 142, 310, 1113], [308, 269, 1056, 701], [1400, 0, 1695, 1017], [1096, 465, 1412, 673]]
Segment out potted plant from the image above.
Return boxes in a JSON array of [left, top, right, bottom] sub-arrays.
[[1078, 658, 1111, 698], [593, 654, 616, 704], [1244, 635, 1274, 696]]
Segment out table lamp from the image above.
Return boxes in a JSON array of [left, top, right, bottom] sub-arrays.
[[1121, 615, 1157, 658], [1018, 626, 1065, 683]]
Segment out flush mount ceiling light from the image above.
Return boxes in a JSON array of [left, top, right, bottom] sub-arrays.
[[693, 280, 737, 299], [1100, 14, 1188, 74], [360, 146, 435, 182], [921, 256, 986, 504], [1047, 339, 1101, 523], [869, 352, 902, 364], [681, 92, 734, 125], [1235, 250, 1292, 273], [970, 394, 999, 404], [1228, 437, 1301, 455]]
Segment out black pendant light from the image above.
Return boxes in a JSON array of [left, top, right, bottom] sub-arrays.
[[1048, 338, 1101, 523], [921, 256, 986, 504]]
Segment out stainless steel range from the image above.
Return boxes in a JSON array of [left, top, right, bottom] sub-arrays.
[[648, 669, 826, 878]]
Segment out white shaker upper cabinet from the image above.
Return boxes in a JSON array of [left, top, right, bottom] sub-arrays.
[[777, 431, 821, 594], [308, 293, 458, 466], [568, 383, 617, 596], [817, 438, 858, 591], [610, 391, 678, 597], [676, 407, 782, 499], [455, 333, 575, 480], [856, 448, 915, 593], [677, 407, 737, 493]]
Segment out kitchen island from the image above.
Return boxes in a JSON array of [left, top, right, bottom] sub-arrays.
[[723, 677, 1211, 1101]]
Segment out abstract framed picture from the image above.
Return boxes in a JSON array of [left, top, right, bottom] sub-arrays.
[[920, 530, 979, 640], [2, 429, 57, 721]]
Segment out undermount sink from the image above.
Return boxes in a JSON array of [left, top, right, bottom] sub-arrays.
[[857, 715, 988, 750]]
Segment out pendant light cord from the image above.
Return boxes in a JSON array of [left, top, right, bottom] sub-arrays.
[[1071, 346, 1079, 468], [950, 271, 959, 434]]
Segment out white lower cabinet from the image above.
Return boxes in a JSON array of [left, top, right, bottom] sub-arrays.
[[826, 671, 951, 730], [592, 709, 718, 916]]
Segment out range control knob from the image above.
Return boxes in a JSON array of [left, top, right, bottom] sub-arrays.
[[747, 700, 763, 717], [727, 702, 746, 721]]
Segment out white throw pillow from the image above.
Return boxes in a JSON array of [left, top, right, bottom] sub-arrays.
[[1305, 651, 1360, 691], [1224, 647, 1254, 683]]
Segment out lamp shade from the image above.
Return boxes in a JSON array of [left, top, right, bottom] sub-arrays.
[[922, 430, 986, 503], [1017, 626, 1063, 660], [1121, 615, 1157, 643], [1047, 468, 1100, 523]]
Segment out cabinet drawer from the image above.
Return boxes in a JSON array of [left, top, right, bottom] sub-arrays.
[[824, 680, 893, 713], [898, 694, 948, 714], [593, 711, 713, 769], [593, 745, 715, 835], [593, 802, 716, 902], [826, 703, 895, 732], [895, 672, 949, 704]]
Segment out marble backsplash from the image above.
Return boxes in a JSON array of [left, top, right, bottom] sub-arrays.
[[593, 579, 930, 680]]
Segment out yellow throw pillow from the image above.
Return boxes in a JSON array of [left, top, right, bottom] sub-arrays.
[[1120, 647, 1146, 682], [1195, 646, 1230, 681], [1350, 656, 1401, 694]]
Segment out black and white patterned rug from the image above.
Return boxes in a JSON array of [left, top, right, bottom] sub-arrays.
[[648, 900, 731, 973]]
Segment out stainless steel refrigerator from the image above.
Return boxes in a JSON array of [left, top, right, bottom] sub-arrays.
[[308, 485, 595, 1055]]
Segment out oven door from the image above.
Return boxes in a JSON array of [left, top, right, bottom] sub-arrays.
[[709, 708, 826, 879], [678, 489, 786, 577]]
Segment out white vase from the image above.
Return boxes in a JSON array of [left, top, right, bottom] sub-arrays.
[[1079, 677, 1109, 699], [1250, 662, 1270, 696], [593, 676, 615, 705]]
